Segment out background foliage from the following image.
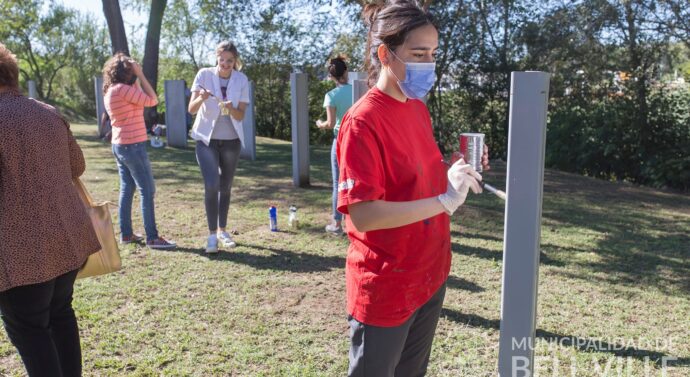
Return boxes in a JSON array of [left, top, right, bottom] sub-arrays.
[[0, 0, 687, 190]]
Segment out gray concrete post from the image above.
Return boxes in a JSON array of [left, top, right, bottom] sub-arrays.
[[347, 71, 368, 104], [240, 81, 256, 161], [164, 80, 188, 148], [498, 72, 550, 376], [347, 71, 366, 85], [291, 72, 310, 187], [352, 79, 368, 104], [27, 80, 38, 99], [94, 76, 108, 138]]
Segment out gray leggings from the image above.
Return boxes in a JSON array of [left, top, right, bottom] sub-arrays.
[[196, 139, 241, 231]]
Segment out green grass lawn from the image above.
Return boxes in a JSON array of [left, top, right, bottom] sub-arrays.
[[1, 123, 688, 376]]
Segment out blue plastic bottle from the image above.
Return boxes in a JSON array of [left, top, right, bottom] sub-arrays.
[[269, 206, 277, 231]]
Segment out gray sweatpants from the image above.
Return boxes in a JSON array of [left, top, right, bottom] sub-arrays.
[[348, 283, 447, 377], [195, 139, 241, 231]]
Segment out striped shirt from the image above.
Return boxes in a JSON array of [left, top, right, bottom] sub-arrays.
[[104, 83, 158, 145]]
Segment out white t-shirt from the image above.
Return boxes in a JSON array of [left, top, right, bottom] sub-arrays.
[[211, 77, 239, 140], [190, 67, 249, 146]]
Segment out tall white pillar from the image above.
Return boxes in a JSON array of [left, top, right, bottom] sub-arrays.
[[347, 71, 366, 85], [352, 79, 368, 104], [164, 80, 187, 148], [27, 80, 38, 99], [291, 72, 310, 187], [498, 71, 551, 376], [94, 76, 108, 138], [240, 81, 256, 161]]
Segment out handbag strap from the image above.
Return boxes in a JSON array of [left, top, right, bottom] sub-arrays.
[[74, 178, 94, 206], [74, 178, 119, 208]]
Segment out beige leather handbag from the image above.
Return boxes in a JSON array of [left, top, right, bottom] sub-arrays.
[[74, 178, 121, 279]]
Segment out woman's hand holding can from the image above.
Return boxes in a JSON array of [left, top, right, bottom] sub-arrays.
[[437, 159, 483, 215]]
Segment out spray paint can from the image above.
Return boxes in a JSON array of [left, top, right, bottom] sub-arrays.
[[269, 206, 278, 232], [459, 133, 485, 172]]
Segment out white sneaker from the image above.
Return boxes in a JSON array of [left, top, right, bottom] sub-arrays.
[[217, 231, 236, 248], [325, 223, 343, 235], [205, 234, 218, 254]]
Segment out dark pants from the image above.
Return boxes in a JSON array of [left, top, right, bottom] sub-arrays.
[[348, 283, 447, 377], [0, 269, 82, 377], [196, 139, 241, 231]]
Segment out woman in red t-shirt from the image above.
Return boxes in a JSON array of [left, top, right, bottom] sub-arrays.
[[336, 1, 489, 375]]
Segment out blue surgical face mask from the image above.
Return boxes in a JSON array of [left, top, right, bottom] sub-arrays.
[[388, 48, 436, 99]]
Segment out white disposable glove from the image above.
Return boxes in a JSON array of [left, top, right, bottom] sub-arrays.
[[437, 159, 483, 215]]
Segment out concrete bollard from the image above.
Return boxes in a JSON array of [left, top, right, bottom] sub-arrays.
[[94, 76, 109, 138], [240, 81, 256, 161], [164, 80, 188, 148], [291, 72, 310, 187], [27, 80, 38, 99], [497, 71, 551, 376]]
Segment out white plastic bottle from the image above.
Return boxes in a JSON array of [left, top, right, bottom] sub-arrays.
[[288, 205, 298, 229]]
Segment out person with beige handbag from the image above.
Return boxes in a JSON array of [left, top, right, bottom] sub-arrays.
[[0, 43, 101, 377]]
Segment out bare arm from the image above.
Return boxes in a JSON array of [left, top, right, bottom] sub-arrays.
[[131, 61, 157, 103], [222, 101, 248, 121], [347, 158, 485, 232], [188, 90, 211, 114], [316, 106, 336, 129], [347, 198, 447, 232]]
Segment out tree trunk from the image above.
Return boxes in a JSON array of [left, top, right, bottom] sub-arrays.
[[142, 0, 167, 129], [624, 1, 648, 161], [501, 0, 512, 159], [622, 0, 651, 183], [102, 0, 129, 55]]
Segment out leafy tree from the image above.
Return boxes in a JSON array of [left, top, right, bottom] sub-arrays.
[[344, 0, 433, 9], [0, 0, 80, 101], [162, 0, 215, 71], [648, 0, 690, 51], [243, 5, 305, 139], [57, 12, 111, 117]]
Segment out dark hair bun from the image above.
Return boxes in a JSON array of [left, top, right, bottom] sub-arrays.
[[328, 55, 348, 80]]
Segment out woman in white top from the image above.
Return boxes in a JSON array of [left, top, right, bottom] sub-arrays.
[[188, 41, 250, 253]]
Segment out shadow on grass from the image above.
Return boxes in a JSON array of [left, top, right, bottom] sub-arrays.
[[450, 242, 565, 268], [459, 232, 505, 244], [446, 275, 485, 292], [171, 244, 345, 273], [454, 162, 690, 294], [440, 308, 689, 367], [79, 127, 689, 294], [539, 166, 690, 293], [543, 198, 689, 293]]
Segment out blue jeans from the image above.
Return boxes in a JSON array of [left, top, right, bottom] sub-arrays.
[[331, 138, 342, 222], [112, 142, 158, 241]]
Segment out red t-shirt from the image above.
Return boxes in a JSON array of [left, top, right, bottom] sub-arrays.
[[336, 87, 451, 327]]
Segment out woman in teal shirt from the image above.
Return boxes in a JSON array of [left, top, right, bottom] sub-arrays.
[[316, 56, 353, 234]]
